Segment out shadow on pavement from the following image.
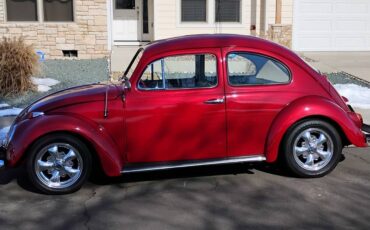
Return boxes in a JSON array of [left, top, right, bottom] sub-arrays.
[[0, 154, 347, 194], [0, 161, 290, 194], [90, 162, 295, 186]]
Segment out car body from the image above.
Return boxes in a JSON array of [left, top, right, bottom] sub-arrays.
[[0, 34, 368, 194]]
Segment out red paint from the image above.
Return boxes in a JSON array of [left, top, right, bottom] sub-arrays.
[[5, 34, 367, 176]]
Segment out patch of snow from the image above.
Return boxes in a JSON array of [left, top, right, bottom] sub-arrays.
[[37, 85, 52, 92], [0, 126, 10, 144], [31, 77, 60, 92], [0, 104, 9, 108], [0, 108, 23, 117], [31, 77, 60, 87], [334, 84, 370, 109]]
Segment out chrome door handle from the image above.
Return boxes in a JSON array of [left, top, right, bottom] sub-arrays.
[[204, 98, 225, 104]]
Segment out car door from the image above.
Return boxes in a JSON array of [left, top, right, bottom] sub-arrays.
[[222, 47, 297, 157], [124, 49, 227, 163]]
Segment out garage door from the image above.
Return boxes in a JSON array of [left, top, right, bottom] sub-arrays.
[[292, 0, 370, 51]]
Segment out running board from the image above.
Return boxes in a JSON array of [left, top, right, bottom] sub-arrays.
[[121, 155, 266, 174]]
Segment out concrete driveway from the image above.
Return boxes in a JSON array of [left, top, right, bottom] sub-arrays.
[[0, 147, 369, 230], [302, 52, 370, 83]]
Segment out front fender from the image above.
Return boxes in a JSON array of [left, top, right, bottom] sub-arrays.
[[7, 114, 123, 176], [265, 96, 367, 163]]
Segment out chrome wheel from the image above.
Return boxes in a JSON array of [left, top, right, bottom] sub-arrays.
[[35, 143, 83, 189], [293, 128, 334, 172]]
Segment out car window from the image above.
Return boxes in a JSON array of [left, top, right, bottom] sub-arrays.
[[138, 54, 217, 90], [227, 52, 290, 86]]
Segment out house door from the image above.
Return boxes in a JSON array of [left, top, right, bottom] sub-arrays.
[[113, 0, 152, 42], [113, 0, 140, 41]]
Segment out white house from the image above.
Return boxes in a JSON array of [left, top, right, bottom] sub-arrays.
[[1, 0, 369, 71]]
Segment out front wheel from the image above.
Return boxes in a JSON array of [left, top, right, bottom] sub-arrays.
[[282, 120, 342, 178], [26, 134, 92, 194]]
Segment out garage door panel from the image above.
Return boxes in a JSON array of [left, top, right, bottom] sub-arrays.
[[298, 20, 332, 32], [293, 0, 370, 51], [334, 3, 368, 14], [333, 19, 367, 31], [294, 36, 332, 51], [334, 36, 367, 49], [300, 2, 332, 14]]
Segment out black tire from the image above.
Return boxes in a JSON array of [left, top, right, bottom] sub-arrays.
[[282, 120, 342, 178], [26, 134, 92, 194]]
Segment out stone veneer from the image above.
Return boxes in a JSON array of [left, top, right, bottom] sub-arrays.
[[0, 0, 109, 59], [267, 24, 292, 48]]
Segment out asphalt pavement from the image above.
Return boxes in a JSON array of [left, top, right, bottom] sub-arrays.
[[0, 51, 369, 229], [0, 147, 369, 230]]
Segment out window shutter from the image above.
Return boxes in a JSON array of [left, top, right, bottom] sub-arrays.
[[181, 0, 207, 22], [216, 0, 240, 22]]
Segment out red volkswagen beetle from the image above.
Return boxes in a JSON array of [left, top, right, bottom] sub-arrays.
[[0, 34, 368, 194]]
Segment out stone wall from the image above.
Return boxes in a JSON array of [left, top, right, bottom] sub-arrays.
[[267, 24, 292, 48], [0, 0, 109, 59]]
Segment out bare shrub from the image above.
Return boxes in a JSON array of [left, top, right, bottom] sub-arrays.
[[0, 37, 38, 96]]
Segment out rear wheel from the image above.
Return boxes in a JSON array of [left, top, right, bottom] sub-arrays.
[[27, 134, 92, 194], [282, 120, 342, 178]]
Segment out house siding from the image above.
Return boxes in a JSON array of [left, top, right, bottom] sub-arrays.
[[154, 0, 253, 40], [153, 0, 293, 45], [266, 0, 293, 25], [0, 0, 109, 59]]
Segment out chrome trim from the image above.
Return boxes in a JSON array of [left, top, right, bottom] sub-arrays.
[[32, 112, 44, 118], [362, 124, 370, 133], [0, 145, 5, 169], [204, 98, 225, 104], [363, 124, 370, 144], [35, 143, 83, 189], [137, 53, 219, 91], [121, 155, 266, 174], [293, 128, 334, 172]]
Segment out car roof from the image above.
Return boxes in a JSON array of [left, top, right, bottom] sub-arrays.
[[143, 34, 296, 59]]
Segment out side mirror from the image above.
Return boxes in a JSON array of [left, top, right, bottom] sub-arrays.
[[122, 76, 131, 90]]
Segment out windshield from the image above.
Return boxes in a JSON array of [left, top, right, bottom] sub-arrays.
[[124, 48, 144, 79]]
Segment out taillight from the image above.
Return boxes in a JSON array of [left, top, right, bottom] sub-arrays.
[[342, 96, 349, 103], [356, 113, 363, 125], [348, 112, 363, 128]]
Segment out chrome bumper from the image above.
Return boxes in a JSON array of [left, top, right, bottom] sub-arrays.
[[0, 146, 6, 170], [363, 124, 370, 144]]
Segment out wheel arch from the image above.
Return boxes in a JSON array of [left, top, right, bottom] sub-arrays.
[[7, 115, 123, 177], [282, 115, 350, 146], [265, 96, 365, 163], [22, 131, 105, 176]]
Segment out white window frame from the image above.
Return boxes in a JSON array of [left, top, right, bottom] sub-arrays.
[[176, 0, 245, 28], [180, 0, 209, 24], [215, 0, 242, 23], [4, 0, 76, 23]]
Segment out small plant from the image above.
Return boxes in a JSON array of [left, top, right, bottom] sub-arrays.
[[0, 37, 38, 96]]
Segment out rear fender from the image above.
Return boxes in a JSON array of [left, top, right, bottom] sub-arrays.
[[265, 96, 367, 163], [7, 114, 123, 176]]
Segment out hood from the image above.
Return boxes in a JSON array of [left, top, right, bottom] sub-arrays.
[[27, 83, 121, 113]]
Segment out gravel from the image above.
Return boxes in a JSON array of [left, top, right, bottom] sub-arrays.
[[326, 71, 370, 88], [0, 59, 109, 108], [0, 61, 369, 110]]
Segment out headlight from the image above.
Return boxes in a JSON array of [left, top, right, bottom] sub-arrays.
[[3, 124, 15, 147], [2, 112, 44, 147]]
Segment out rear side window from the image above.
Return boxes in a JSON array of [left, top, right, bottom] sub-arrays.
[[227, 52, 290, 86], [139, 54, 217, 90]]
